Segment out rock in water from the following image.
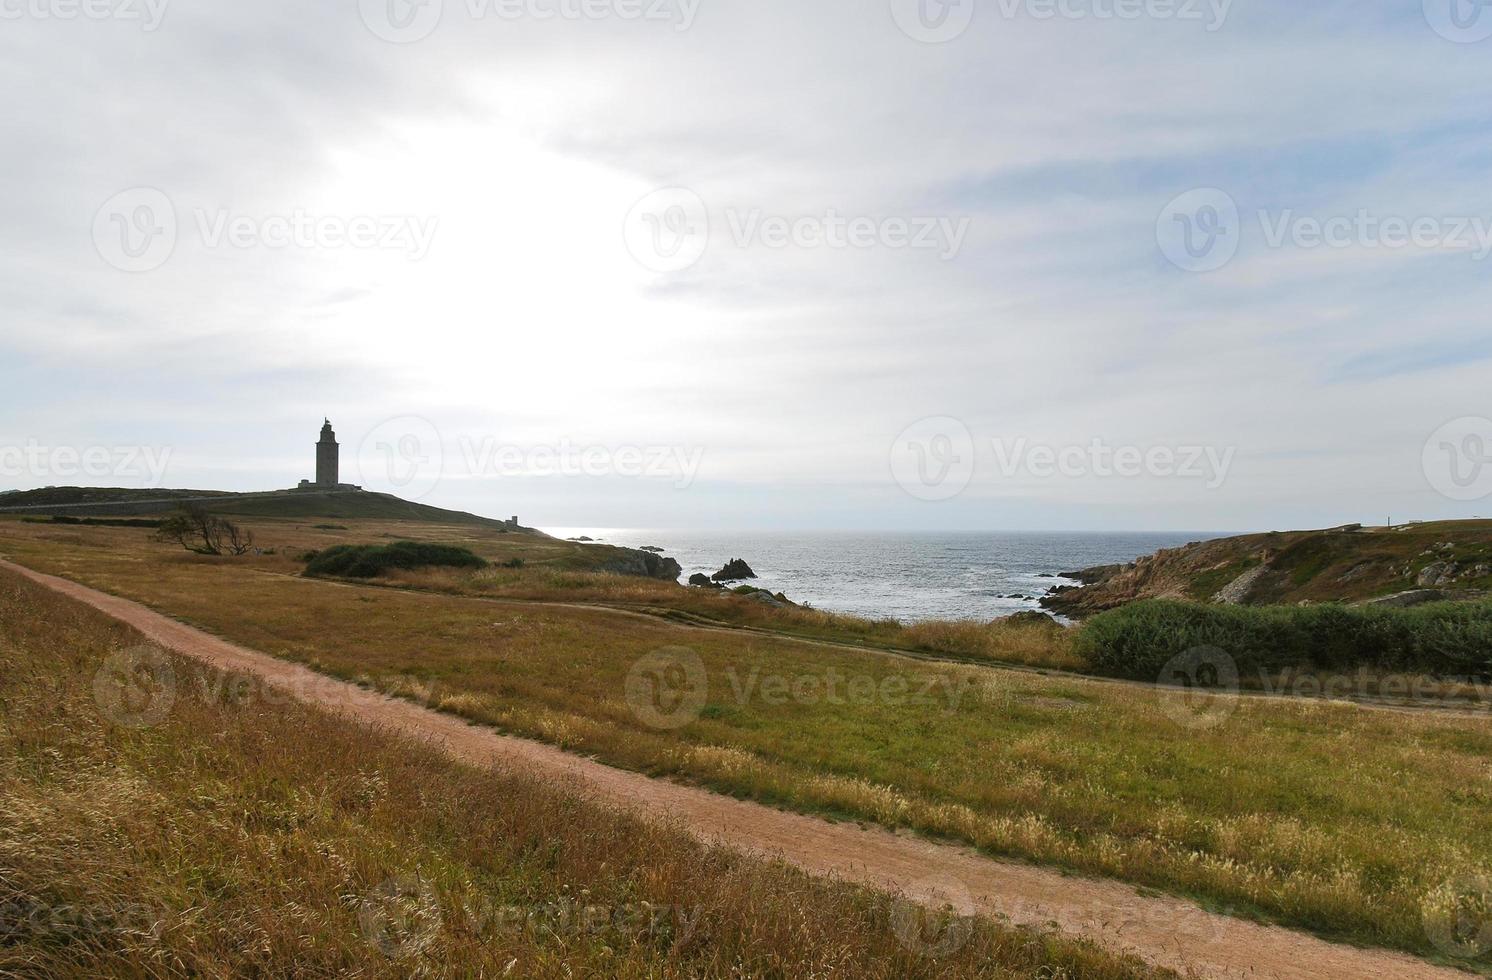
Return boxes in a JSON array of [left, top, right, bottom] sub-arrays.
[[712, 558, 757, 582]]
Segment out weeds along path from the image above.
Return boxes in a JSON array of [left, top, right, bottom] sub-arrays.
[[4, 558, 1466, 980], [266, 568, 1492, 718]]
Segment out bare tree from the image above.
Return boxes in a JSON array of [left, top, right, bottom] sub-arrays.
[[222, 518, 255, 556], [154, 504, 252, 556]]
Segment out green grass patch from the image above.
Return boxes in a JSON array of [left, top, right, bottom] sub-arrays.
[[1077, 599, 1492, 679]]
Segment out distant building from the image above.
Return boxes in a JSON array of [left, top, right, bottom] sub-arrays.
[[316, 418, 339, 486], [297, 418, 360, 491]]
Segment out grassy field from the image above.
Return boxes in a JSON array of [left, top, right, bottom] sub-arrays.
[[402, 560, 1085, 670], [6, 512, 1086, 670], [0, 564, 1169, 978], [3, 516, 1492, 969]]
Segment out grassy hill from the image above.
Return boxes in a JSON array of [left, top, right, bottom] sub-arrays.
[[1043, 520, 1492, 617], [0, 486, 236, 508], [0, 487, 685, 581], [0, 485, 512, 528]]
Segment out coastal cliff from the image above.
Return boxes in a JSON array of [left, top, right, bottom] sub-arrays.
[[1042, 520, 1492, 617]]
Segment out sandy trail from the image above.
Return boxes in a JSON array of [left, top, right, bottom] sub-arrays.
[[6, 558, 1468, 980]]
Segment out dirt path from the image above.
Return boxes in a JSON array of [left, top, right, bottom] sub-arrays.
[[6, 559, 1467, 980]]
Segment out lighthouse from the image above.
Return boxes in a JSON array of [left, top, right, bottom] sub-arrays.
[[315, 418, 339, 487]]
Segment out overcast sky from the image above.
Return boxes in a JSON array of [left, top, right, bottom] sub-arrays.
[[2, 0, 1490, 531]]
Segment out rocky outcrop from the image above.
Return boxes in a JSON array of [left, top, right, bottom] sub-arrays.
[[1359, 589, 1445, 608], [1039, 521, 1492, 617], [1060, 564, 1127, 585], [712, 559, 757, 582], [599, 550, 682, 581], [732, 586, 795, 608], [1004, 610, 1059, 627], [644, 553, 683, 581], [1212, 565, 1269, 605], [687, 573, 720, 588], [1414, 559, 1491, 588], [1418, 561, 1458, 587]]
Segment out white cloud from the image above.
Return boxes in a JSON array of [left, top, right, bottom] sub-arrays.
[[2, 1, 1489, 529]]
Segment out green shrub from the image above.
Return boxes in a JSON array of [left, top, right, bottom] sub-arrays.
[[22, 515, 162, 528], [303, 541, 487, 578], [1076, 599, 1492, 679]]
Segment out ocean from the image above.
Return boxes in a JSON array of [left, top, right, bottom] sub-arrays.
[[541, 529, 1227, 622]]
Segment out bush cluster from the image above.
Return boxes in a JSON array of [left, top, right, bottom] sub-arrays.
[[22, 515, 164, 528], [1076, 599, 1492, 678], [303, 541, 488, 578]]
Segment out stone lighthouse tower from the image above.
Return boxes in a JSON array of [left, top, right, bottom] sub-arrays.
[[315, 418, 339, 487]]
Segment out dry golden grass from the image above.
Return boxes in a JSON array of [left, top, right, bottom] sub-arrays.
[[0, 565, 1166, 979], [3, 517, 1491, 969], [1, 515, 1083, 672], [392, 564, 1084, 671]]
